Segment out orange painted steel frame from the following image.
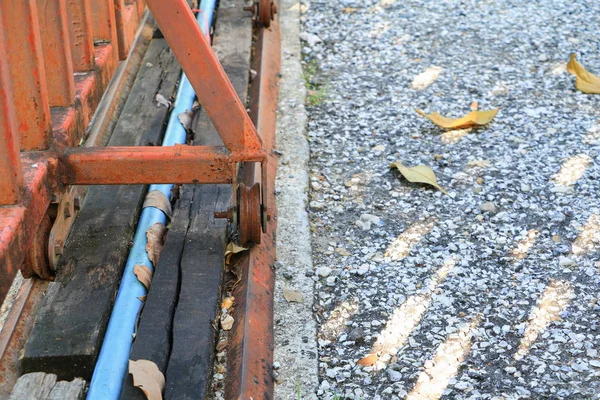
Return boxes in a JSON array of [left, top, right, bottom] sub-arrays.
[[0, 0, 267, 305]]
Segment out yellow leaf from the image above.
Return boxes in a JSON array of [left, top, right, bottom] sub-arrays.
[[129, 359, 165, 400], [221, 296, 235, 310], [146, 222, 167, 266], [357, 354, 378, 366], [567, 54, 600, 94], [134, 265, 153, 291], [415, 108, 498, 129], [224, 242, 248, 264], [390, 162, 448, 195]]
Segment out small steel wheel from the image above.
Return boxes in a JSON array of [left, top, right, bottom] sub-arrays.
[[22, 214, 55, 280], [238, 183, 262, 245], [259, 0, 273, 27]]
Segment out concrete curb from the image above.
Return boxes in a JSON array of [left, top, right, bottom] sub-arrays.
[[273, 0, 318, 399]]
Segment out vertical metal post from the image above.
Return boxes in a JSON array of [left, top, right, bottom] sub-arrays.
[[65, 0, 95, 71], [0, 9, 23, 205], [0, 0, 52, 151], [90, 0, 119, 60], [37, 0, 76, 106]]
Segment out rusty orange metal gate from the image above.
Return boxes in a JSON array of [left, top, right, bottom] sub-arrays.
[[0, 0, 278, 306]]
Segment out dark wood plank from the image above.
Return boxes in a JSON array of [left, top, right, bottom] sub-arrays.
[[21, 39, 181, 381], [164, 2, 253, 398], [119, 186, 193, 400]]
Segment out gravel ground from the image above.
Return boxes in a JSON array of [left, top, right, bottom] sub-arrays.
[[300, 0, 600, 399]]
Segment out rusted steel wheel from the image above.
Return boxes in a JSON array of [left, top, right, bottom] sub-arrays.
[[21, 214, 55, 280], [238, 182, 262, 245], [259, 0, 274, 27]]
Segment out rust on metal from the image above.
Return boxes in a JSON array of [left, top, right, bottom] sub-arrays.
[[36, 0, 76, 107], [226, 3, 281, 398], [65, 0, 95, 71], [61, 145, 238, 185], [1, 0, 52, 150], [21, 214, 54, 280], [0, 10, 23, 206], [0, 279, 49, 396], [238, 183, 263, 245]]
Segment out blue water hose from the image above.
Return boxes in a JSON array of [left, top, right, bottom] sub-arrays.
[[86, 2, 217, 398]]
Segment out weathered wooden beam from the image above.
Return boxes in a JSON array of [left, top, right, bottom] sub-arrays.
[[21, 39, 181, 381]]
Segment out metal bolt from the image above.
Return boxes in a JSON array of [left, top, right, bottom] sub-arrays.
[[214, 208, 234, 221]]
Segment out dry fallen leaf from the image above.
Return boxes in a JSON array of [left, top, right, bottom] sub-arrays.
[[129, 359, 165, 400], [221, 296, 235, 310], [155, 93, 171, 108], [134, 265, 153, 291], [146, 223, 167, 266], [415, 108, 498, 129], [467, 159, 491, 168], [224, 242, 248, 264], [178, 110, 194, 131], [357, 354, 378, 366], [342, 7, 360, 13], [283, 287, 304, 303], [390, 161, 448, 194], [567, 54, 600, 94], [221, 314, 234, 330]]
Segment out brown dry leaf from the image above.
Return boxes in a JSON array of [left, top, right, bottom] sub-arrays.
[[134, 265, 153, 291], [467, 159, 491, 168], [283, 287, 304, 303], [415, 108, 498, 129], [129, 359, 165, 400], [177, 110, 194, 131], [567, 54, 600, 94], [224, 242, 248, 264], [155, 93, 171, 108], [357, 354, 378, 366], [221, 296, 235, 310], [342, 7, 360, 13], [146, 222, 167, 266], [390, 161, 448, 195], [221, 314, 234, 331]]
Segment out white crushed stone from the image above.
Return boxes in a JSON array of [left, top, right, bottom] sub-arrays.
[[302, 0, 600, 399]]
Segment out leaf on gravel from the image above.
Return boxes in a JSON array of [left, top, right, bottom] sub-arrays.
[[221, 314, 234, 331], [225, 242, 248, 264], [155, 93, 171, 108], [178, 110, 194, 131], [567, 54, 600, 94], [283, 287, 304, 303], [467, 159, 491, 168], [390, 162, 448, 194], [221, 296, 235, 310], [146, 223, 167, 266], [342, 7, 360, 13], [415, 108, 498, 129], [134, 265, 153, 291], [357, 354, 378, 366], [129, 359, 165, 400]]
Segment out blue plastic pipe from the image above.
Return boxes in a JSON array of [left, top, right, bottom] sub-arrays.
[[87, 2, 217, 398]]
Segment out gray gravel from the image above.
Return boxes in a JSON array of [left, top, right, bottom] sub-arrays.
[[301, 0, 600, 399]]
